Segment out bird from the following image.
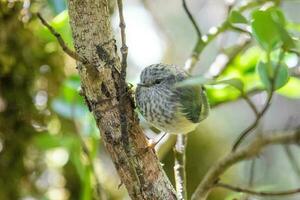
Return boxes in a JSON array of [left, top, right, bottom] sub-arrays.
[[135, 64, 209, 136]]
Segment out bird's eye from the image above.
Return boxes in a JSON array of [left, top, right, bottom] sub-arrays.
[[154, 79, 162, 84]]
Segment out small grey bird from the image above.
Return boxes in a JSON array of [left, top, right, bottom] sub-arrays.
[[135, 64, 209, 134]]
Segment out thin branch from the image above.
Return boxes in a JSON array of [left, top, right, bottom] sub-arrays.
[[174, 135, 188, 200], [232, 87, 273, 152], [37, 13, 90, 66], [116, 0, 129, 153], [243, 158, 257, 200], [288, 49, 300, 57], [248, 158, 256, 187], [174, 1, 203, 198], [214, 182, 300, 197], [283, 145, 300, 178], [229, 25, 251, 35], [186, 0, 273, 72], [182, 0, 202, 39], [178, 1, 271, 198], [191, 129, 300, 200], [242, 95, 259, 117], [232, 50, 285, 151], [116, 0, 143, 194]]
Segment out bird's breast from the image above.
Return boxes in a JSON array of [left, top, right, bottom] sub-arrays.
[[136, 86, 198, 134]]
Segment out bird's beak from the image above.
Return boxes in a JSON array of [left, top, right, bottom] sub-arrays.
[[137, 83, 149, 87]]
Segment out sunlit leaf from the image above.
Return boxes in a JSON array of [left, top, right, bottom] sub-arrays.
[[277, 77, 300, 98], [287, 22, 300, 32], [251, 8, 294, 51], [214, 78, 244, 92], [206, 85, 241, 105], [35, 134, 78, 150], [252, 10, 281, 51], [225, 192, 244, 200], [229, 10, 248, 24]]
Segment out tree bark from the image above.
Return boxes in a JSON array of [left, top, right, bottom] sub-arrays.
[[67, 0, 176, 199]]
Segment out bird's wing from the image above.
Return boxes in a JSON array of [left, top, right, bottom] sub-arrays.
[[176, 85, 202, 123]]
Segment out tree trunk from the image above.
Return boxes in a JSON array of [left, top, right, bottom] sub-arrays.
[[67, 0, 176, 199]]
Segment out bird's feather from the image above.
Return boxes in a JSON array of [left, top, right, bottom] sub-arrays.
[[176, 85, 202, 123]]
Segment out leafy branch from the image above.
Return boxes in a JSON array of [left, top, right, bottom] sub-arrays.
[[176, 0, 300, 199], [175, 1, 279, 199], [214, 182, 300, 197]]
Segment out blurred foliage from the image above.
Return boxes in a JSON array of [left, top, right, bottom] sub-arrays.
[[0, 1, 66, 199], [184, 5, 300, 106], [1, 0, 300, 200]]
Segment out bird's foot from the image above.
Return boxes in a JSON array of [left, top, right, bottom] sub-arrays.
[[145, 132, 168, 152]]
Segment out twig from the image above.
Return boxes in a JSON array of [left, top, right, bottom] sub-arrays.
[[248, 158, 256, 187], [229, 25, 251, 35], [232, 93, 273, 151], [37, 13, 91, 66], [177, 1, 271, 198], [186, 0, 273, 72], [173, 1, 205, 199], [174, 135, 188, 200], [116, 0, 129, 153], [283, 145, 300, 178], [182, 0, 202, 39], [116, 0, 143, 194], [214, 182, 300, 197], [232, 50, 285, 151], [178, 1, 275, 199], [191, 129, 300, 200], [243, 158, 257, 200], [242, 95, 259, 117]]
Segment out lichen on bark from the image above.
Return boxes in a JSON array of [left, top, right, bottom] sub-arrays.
[[67, 0, 177, 199]]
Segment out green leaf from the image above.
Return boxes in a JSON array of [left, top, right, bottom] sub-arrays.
[[176, 76, 213, 87], [277, 25, 295, 50], [214, 78, 244, 92], [34, 134, 78, 150], [225, 193, 244, 200], [257, 61, 271, 90], [270, 7, 286, 25], [277, 77, 300, 98], [251, 8, 295, 51], [206, 85, 241, 105], [229, 10, 248, 24], [274, 63, 289, 89], [257, 61, 289, 91], [251, 9, 281, 51]]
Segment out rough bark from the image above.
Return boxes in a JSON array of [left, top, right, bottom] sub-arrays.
[[67, 0, 176, 199]]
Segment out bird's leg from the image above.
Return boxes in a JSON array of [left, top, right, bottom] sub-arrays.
[[147, 132, 168, 149]]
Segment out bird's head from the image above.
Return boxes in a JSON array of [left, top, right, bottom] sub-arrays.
[[138, 64, 185, 88]]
